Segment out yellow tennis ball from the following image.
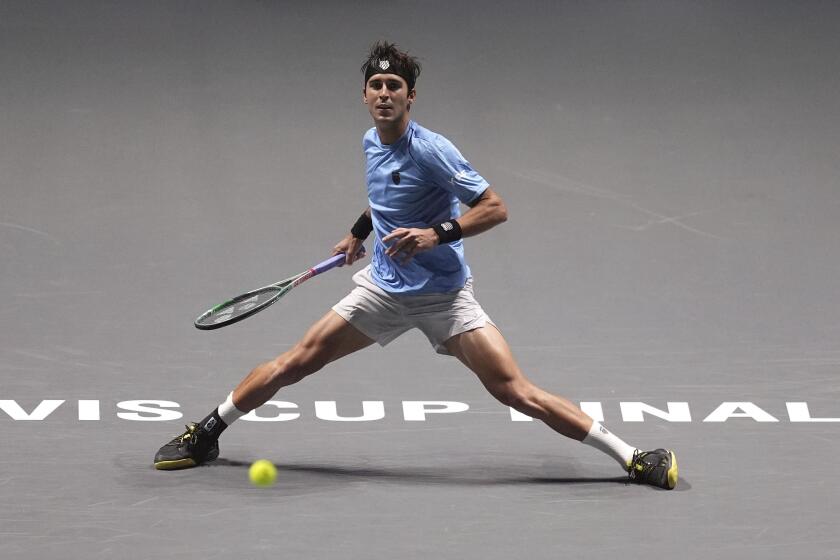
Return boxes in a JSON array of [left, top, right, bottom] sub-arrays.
[[248, 459, 277, 487]]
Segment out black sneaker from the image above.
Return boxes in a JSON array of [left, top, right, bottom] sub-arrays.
[[628, 448, 678, 489], [153, 423, 220, 470]]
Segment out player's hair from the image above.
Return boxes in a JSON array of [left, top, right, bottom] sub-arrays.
[[361, 41, 421, 91]]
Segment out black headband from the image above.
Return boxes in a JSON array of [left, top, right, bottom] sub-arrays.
[[364, 58, 415, 90]]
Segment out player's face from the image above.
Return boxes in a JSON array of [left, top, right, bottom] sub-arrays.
[[363, 73, 415, 126]]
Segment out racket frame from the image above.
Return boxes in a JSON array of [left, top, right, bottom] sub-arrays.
[[193, 249, 361, 330]]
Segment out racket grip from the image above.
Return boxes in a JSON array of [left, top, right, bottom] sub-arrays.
[[312, 246, 366, 275]]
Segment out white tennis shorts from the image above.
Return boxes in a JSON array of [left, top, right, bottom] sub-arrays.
[[332, 266, 494, 355]]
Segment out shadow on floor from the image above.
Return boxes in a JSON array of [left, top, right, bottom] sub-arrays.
[[210, 458, 638, 487]]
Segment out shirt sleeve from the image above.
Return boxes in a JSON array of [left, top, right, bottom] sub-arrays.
[[415, 135, 489, 205]]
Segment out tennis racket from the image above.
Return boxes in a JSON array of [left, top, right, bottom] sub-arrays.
[[194, 247, 365, 330]]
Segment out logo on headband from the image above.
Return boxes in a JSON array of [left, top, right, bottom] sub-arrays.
[[378, 59, 390, 70]]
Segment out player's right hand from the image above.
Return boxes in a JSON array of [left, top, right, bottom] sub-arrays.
[[333, 234, 366, 266]]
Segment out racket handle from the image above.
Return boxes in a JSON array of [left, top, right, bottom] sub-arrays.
[[312, 246, 366, 275]]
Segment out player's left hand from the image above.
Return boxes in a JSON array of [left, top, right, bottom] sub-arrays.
[[382, 227, 438, 264]]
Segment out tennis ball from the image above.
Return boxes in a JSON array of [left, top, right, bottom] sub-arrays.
[[248, 459, 277, 487]]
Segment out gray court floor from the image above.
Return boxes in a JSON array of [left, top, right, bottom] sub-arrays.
[[2, 1, 840, 558]]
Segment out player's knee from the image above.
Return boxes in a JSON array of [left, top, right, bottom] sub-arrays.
[[275, 343, 327, 381], [264, 357, 300, 386], [489, 381, 519, 407], [493, 382, 541, 415], [265, 355, 311, 387]]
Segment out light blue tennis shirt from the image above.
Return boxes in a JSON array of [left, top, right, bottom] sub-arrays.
[[364, 120, 489, 294]]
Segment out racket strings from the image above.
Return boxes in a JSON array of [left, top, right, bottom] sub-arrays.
[[197, 289, 282, 326]]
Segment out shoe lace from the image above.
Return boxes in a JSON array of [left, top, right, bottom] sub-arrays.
[[628, 449, 652, 482], [628, 449, 669, 483], [169, 424, 198, 446]]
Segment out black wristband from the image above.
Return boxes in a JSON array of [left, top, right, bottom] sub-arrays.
[[432, 220, 463, 244], [350, 212, 373, 240]]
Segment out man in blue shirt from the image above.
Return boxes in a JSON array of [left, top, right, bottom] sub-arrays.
[[358, 118, 488, 294], [154, 42, 678, 490]]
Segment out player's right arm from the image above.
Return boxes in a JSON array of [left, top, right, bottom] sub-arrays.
[[333, 207, 371, 265]]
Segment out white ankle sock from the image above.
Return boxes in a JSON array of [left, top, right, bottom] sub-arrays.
[[581, 421, 637, 470], [218, 392, 246, 426]]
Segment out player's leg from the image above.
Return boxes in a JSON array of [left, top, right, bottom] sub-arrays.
[[443, 324, 594, 440], [231, 310, 374, 412], [153, 311, 373, 470], [444, 324, 678, 489]]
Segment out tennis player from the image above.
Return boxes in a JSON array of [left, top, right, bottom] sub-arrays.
[[154, 41, 678, 489]]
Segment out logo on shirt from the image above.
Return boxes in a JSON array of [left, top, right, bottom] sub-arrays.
[[391, 171, 401, 185], [378, 59, 390, 70]]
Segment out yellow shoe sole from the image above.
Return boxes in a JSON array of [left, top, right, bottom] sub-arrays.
[[666, 451, 678, 489], [154, 458, 197, 470]]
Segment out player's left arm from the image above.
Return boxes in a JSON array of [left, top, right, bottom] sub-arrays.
[[455, 187, 508, 237], [383, 188, 507, 262]]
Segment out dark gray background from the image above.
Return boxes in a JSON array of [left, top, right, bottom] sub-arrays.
[[2, 1, 839, 558]]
